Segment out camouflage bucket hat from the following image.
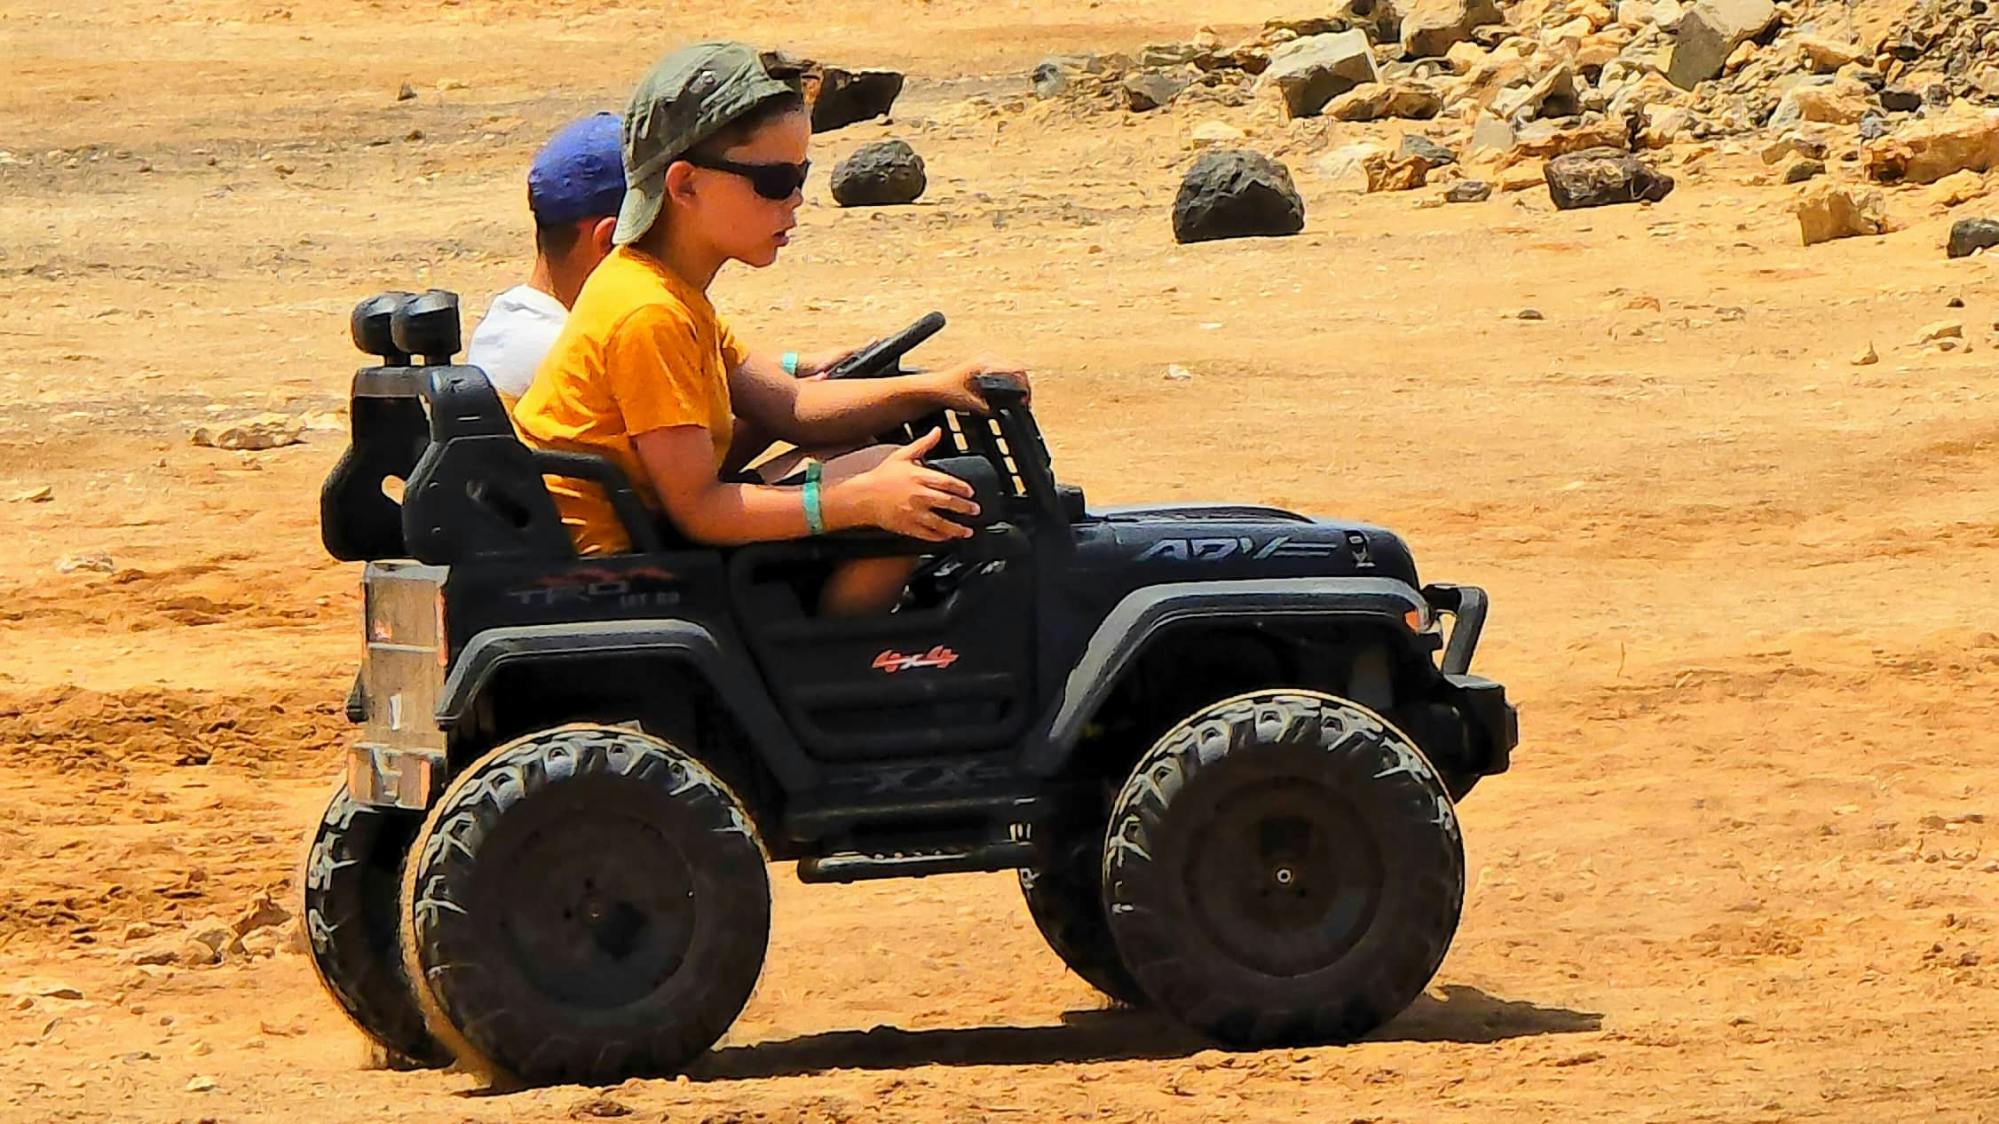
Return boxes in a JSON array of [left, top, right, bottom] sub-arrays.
[[614, 41, 798, 245]]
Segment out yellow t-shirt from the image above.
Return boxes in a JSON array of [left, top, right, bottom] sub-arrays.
[[513, 247, 746, 555]]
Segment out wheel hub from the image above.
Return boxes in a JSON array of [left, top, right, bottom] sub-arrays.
[[1186, 779, 1384, 978], [499, 815, 697, 1009]]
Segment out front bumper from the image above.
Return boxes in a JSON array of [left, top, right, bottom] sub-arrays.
[[1423, 582, 1519, 776]]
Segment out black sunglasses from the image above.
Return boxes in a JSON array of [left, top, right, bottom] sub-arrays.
[[683, 156, 811, 201]]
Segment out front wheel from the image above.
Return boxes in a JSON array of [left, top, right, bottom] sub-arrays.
[[401, 726, 771, 1084], [1105, 691, 1464, 1047]]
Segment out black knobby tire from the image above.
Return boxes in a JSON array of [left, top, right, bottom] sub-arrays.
[[1105, 691, 1464, 1048], [401, 726, 771, 1084], [301, 784, 451, 1069], [1018, 816, 1146, 1007]]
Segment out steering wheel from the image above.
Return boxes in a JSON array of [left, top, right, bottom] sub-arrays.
[[822, 312, 946, 381]]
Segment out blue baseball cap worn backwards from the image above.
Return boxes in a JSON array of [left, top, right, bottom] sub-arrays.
[[527, 112, 627, 226]]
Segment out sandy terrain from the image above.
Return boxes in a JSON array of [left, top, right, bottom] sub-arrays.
[[3, 0, 1999, 1120]]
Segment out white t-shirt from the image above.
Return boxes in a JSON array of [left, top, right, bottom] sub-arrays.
[[465, 284, 567, 400]]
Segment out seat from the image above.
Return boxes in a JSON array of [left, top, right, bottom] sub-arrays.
[[401, 367, 668, 564]]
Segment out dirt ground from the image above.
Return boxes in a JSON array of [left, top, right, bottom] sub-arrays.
[[3, 0, 1999, 1120]]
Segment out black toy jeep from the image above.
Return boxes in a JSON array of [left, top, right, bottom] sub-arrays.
[[302, 290, 1518, 1083]]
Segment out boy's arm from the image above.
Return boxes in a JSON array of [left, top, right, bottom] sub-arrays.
[[728, 355, 1029, 447], [632, 425, 977, 545]]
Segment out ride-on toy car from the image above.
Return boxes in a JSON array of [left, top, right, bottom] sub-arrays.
[[302, 290, 1518, 1083]]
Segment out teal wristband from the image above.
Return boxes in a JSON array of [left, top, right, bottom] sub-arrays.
[[781, 350, 800, 377], [803, 462, 825, 535]]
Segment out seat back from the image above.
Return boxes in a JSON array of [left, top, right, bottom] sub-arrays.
[[401, 366, 575, 564], [320, 368, 431, 561]]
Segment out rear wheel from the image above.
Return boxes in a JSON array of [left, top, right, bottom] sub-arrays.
[[1019, 813, 1145, 1006], [401, 726, 770, 1084], [301, 784, 449, 1069], [1105, 691, 1463, 1047]]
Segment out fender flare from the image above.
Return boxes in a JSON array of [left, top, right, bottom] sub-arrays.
[[434, 619, 817, 792], [1022, 577, 1431, 777]]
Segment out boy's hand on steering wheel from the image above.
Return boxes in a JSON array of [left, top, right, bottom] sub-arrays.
[[792, 346, 859, 379], [925, 359, 1031, 414], [839, 429, 980, 542]]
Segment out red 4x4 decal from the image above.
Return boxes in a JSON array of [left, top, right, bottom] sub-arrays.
[[871, 645, 961, 674]]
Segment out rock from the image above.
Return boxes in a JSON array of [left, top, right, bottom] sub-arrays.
[[1927, 170, 1989, 208], [1447, 179, 1494, 201], [184, 918, 234, 964], [1770, 80, 1869, 128], [232, 893, 291, 938], [1782, 158, 1826, 183], [1317, 141, 1390, 190], [1792, 183, 1892, 245], [186, 1076, 217, 1093], [1858, 114, 1892, 142], [1851, 342, 1879, 366], [1917, 320, 1965, 344], [1639, 106, 1696, 149], [1545, 147, 1676, 208], [1666, 0, 1778, 90], [807, 68, 905, 132], [1368, 153, 1433, 191], [188, 415, 304, 452], [1864, 109, 1999, 184], [1190, 120, 1248, 148], [10, 980, 83, 1001], [1494, 63, 1581, 121], [569, 1096, 634, 1119], [56, 554, 115, 575], [1173, 149, 1306, 243], [830, 140, 927, 207], [1878, 87, 1924, 113], [1401, 0, 1505, 60], [1760, 134, 1828, 165], [394, 82, 415, 102], [1031, 53, 1111, 98], [1503, 118, 1632, 166], [1948, 217, 1999, 258], [1326, 81, 1444, 120], [1260, 30, 1380, 118], [1399, 134, 1457, 165], [1164, 364, 1194, 382], [1468, 113, 1517, 154], [1139, 43, 1204, 68], [8, 485, 53, 503], [127, 945, 178, 967], [1797, 34, 1864, 74], [1121, 72, 1189, 112]]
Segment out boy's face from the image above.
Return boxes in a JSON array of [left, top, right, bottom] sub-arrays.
[[698, 110, 810, 269]]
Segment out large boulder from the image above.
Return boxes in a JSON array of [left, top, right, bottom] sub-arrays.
[[1259, 30, 1380, 118], [830, 140, 927, 207], [1792, 183, 1891, 245], [1666, 0, 1778, 90], [1401, 0, 1504, 60], [1172, 150, 1306, 243], [1545, 147, 1676, 208], [1863, 109, 1999, 185]]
